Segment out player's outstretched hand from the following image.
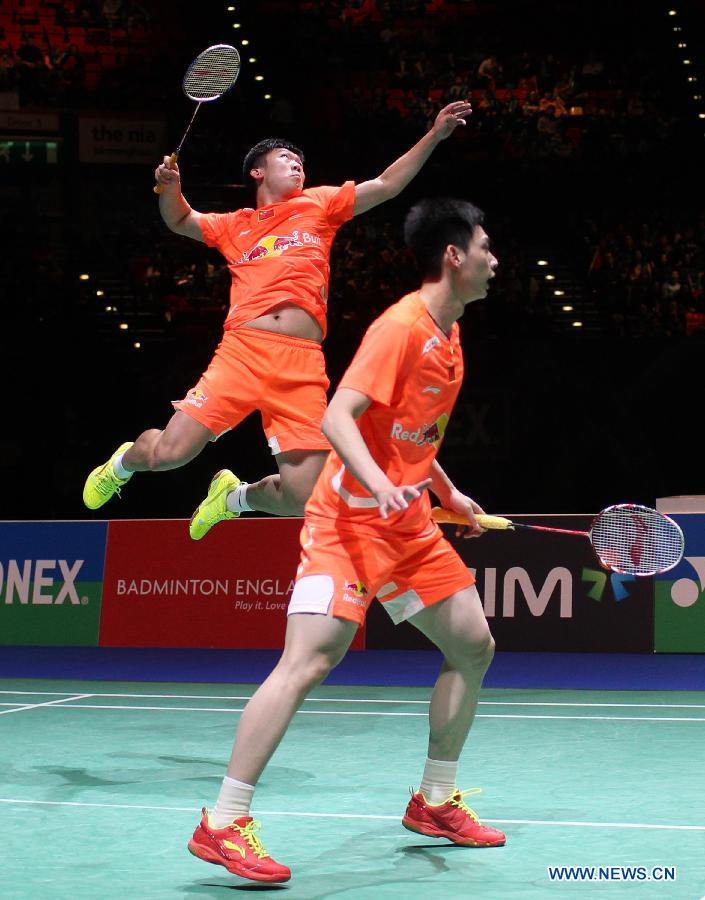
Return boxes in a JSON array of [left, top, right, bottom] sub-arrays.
[[154, 155, 181, 190], [431, 100, 473, 140], [376, 478, 433, 520]]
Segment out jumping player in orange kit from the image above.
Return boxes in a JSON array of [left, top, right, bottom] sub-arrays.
[[82, 102, 473, 536]]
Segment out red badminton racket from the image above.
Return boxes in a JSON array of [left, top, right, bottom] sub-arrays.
[[432, 503, 684, 576]]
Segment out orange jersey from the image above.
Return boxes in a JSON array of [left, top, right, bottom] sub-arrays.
[[200, 182, 355, 338], [306, 291, 464, 533]]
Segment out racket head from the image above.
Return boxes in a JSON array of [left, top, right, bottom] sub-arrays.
[[589, 503, 685, 576], [182, 44, 241, 102]]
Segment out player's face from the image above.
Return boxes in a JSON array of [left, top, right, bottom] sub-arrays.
[[457, 226, 498, 302], [253, 148, 305, 198]]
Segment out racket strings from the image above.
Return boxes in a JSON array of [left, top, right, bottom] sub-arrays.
[[591, 506, 684, 576], [183, 46, 241, 101]]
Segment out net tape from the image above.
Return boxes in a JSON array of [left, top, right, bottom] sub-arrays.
[[591, 504, 684, 575], [184, 45, 241, 101]]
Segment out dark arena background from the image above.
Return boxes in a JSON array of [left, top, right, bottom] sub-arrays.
[[1, 0, 703, 520], [1, 2, 705, 898]]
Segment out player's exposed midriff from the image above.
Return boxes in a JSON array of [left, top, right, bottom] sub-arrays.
[[244, 302, 323, 342]]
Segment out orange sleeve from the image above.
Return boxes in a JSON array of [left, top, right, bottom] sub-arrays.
[[199, 211, 242, 249], [338, 319, 411, 407], [304, 181, 356, 227]]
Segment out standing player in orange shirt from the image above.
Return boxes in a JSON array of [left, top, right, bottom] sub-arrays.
[[82, 102, 472, 532], [186, 198, 503, 883]]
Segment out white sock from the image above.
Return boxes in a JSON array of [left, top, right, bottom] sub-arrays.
[[226, 482, 252, 514], [419, 757, 458, 805], [112, 453, 132, 480], [210, 776, 255, 827]]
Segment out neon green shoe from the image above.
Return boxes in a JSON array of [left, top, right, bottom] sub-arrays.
[[190, 469, 241, 541], [82, 441, 134, 510]]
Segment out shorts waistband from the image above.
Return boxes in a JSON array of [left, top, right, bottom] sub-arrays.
[[225, 326, 323, 351]]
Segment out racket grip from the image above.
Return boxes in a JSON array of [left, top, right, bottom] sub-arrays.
[[431, 508, 514, 530], [153, 152, 179, 194]]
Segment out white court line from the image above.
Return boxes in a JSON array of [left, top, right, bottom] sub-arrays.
[[0, 694, 91, 716], [475, 714, 705, 722], [2, 691, 705, 710], [0, 691, 423, 704], [482, 701, 705, 710], [0, 691, 428, 704], [0, 798, 703, 832], [17, 702, 705, 722], [18, 703, 423, 716]]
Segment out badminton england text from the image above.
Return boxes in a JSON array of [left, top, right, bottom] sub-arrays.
[[547, 866, 676, 883], [115, 578, 295, 599]]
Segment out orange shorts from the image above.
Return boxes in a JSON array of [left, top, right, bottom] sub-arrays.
[[173, 327, 331, 454], [288, 518, 475, 626]]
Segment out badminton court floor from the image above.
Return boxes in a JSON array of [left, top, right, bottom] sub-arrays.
[[2, 680, 704, 899]]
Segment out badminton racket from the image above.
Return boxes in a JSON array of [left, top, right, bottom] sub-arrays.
[[432, 503, 684, 576], [154, 44, 241, 194]]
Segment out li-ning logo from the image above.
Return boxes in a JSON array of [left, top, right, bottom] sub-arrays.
[[422, 336, 441, 354], [582, 567, 636, 602], [223, 840, 247, 858], [390, 414, 449, 449]]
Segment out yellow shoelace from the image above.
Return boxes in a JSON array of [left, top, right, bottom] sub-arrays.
[[95, 465, 122, 496], [232, 819, 270, 859], [201, 483, 234, 524], [202, 504, 233, 526], [450, 787, 482, 824]]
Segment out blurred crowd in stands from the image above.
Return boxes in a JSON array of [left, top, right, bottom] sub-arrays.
[[275, 0, 675, 163], [585, 214, 705, 338], [1, 0, 677, 161], [0, 0, 155, 106], [1, 0, 703, 347]]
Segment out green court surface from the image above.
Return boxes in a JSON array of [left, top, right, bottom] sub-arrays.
[[2, 680, 704, 899]]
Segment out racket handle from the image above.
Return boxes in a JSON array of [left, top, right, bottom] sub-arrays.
[[153, 152, 179, 194], [431, 508, 514, 530]]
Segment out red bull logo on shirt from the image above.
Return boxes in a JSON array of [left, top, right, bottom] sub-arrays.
[[346, 580, 368, 597], [390, 413, 450, 449], [185, 388, 208, 409], [239, 233, 304, 263]]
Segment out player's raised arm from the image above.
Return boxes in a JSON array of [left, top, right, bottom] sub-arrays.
[[352, 100, 472, 217], [154, 156, 205, 242]]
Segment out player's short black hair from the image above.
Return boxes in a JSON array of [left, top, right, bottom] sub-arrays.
[[404, 198, 485, 280], [242, 138, 305, 188]]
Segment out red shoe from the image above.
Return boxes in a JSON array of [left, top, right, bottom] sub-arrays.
[[402, 788, 506, 847], [188, 808, 291, 883]]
